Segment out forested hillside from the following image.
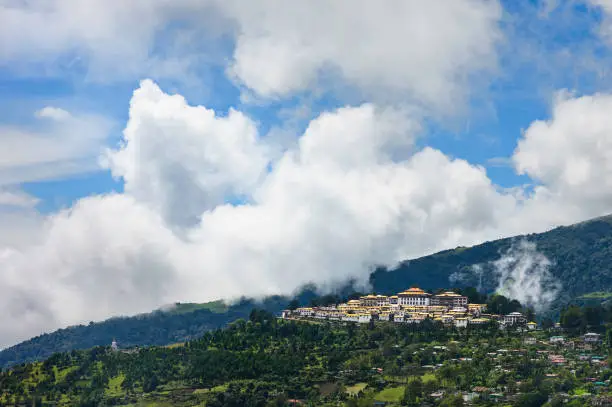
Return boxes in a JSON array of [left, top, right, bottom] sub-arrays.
[[1, 310, 610, 407], [0, 297, 290, 369], [371, 214, 612, 315]]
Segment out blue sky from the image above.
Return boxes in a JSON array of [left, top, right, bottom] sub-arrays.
[[1, 0, 607, 211]]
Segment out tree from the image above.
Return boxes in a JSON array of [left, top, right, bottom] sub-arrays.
[[440, 394, 464, 407], [524, 307, 536, 322], [541, 318, 554, 330], [516, 391, 548, 407], [288, 299, 300, 311], [142, 374, 159, 392], [403, 377, 423, 405], [560, 306, 586, 333], [584, 306, 603, 328]]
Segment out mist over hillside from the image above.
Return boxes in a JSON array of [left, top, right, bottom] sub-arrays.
[[3, 213, 612, 368]]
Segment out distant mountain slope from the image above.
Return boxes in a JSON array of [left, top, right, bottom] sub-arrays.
[[371, 214, 612, 315], [0, 297, 289, 369], [3, 214, 612, 369]]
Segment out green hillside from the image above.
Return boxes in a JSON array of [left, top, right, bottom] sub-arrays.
[[371, 214, 612, 316], [1, 311, 610, 407], [0, 298, 289, 370]]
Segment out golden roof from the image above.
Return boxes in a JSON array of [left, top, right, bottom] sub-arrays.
[[436, 291, 461, 297], [400, 287, 425, 294]]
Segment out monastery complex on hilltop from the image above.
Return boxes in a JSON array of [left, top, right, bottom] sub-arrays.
[[282, 287, 535, 329]]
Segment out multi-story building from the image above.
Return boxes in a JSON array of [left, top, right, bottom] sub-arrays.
[[431, 291, 468, 307], [376, 295, 389, 306], [468, 303, 487, 316], [503, 312, 526, 325], [282, 286, 514, 330], [360, 294, 389, 307], [360, 294, 378, 307], [398, 287, 431, 306]]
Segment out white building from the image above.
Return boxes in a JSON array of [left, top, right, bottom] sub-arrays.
[[393, 313, 405, 323], [378, 312, 391, 321], [358, 314, 372, 323], [431, 291, 468, 308], [524, 337, 536, 345], [360, 295, 378, 307], [297, 308, 314, 317], [342, 314, 359, 323], [398, 287, 431, 306], [376, 295, 389, 306], [503, 312, 526, 325], [583, 333, 601, 343], [454, 318, 468, 328]]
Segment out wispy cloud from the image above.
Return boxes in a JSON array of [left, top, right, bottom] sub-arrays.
[[0, 106, 114, 187]]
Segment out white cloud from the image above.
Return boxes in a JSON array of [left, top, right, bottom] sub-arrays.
[[0, 188, 39, 208], [0, 0, 175, 79], [106, 80, 270, 227], [35, 106, 72, 121], [493, 240, 561, 312], [0, 81, 513, 347], [590, 0, 612, 41], [223, 0, 502, 108], [0, 0, 502, 111], [513, 91, 612, 224], [0, 107, 113, 186]]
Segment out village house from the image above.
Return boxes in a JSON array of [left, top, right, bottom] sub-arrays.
[[550, 336, 565, 344], [523, 336, 537, 345], [584, 332, 602, 343]]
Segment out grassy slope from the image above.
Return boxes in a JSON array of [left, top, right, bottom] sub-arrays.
[[164, 300, 229, 315]]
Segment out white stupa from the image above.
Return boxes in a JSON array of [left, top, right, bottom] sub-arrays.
[[111, 339, 118, 351]]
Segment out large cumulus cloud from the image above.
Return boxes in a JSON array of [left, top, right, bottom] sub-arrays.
[[0, 81, 511, 347]]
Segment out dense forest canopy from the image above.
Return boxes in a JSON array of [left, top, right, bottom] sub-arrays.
[[1, 307, 611, 407]]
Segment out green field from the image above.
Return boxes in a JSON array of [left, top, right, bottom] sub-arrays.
[[578, 292, 612, 299], [165, 300, 228, 315], [345, 382, 368, 396], [374, 386, 405, 403]]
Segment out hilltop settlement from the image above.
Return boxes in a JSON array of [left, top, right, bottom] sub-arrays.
[[283, 287, 533, 329]]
